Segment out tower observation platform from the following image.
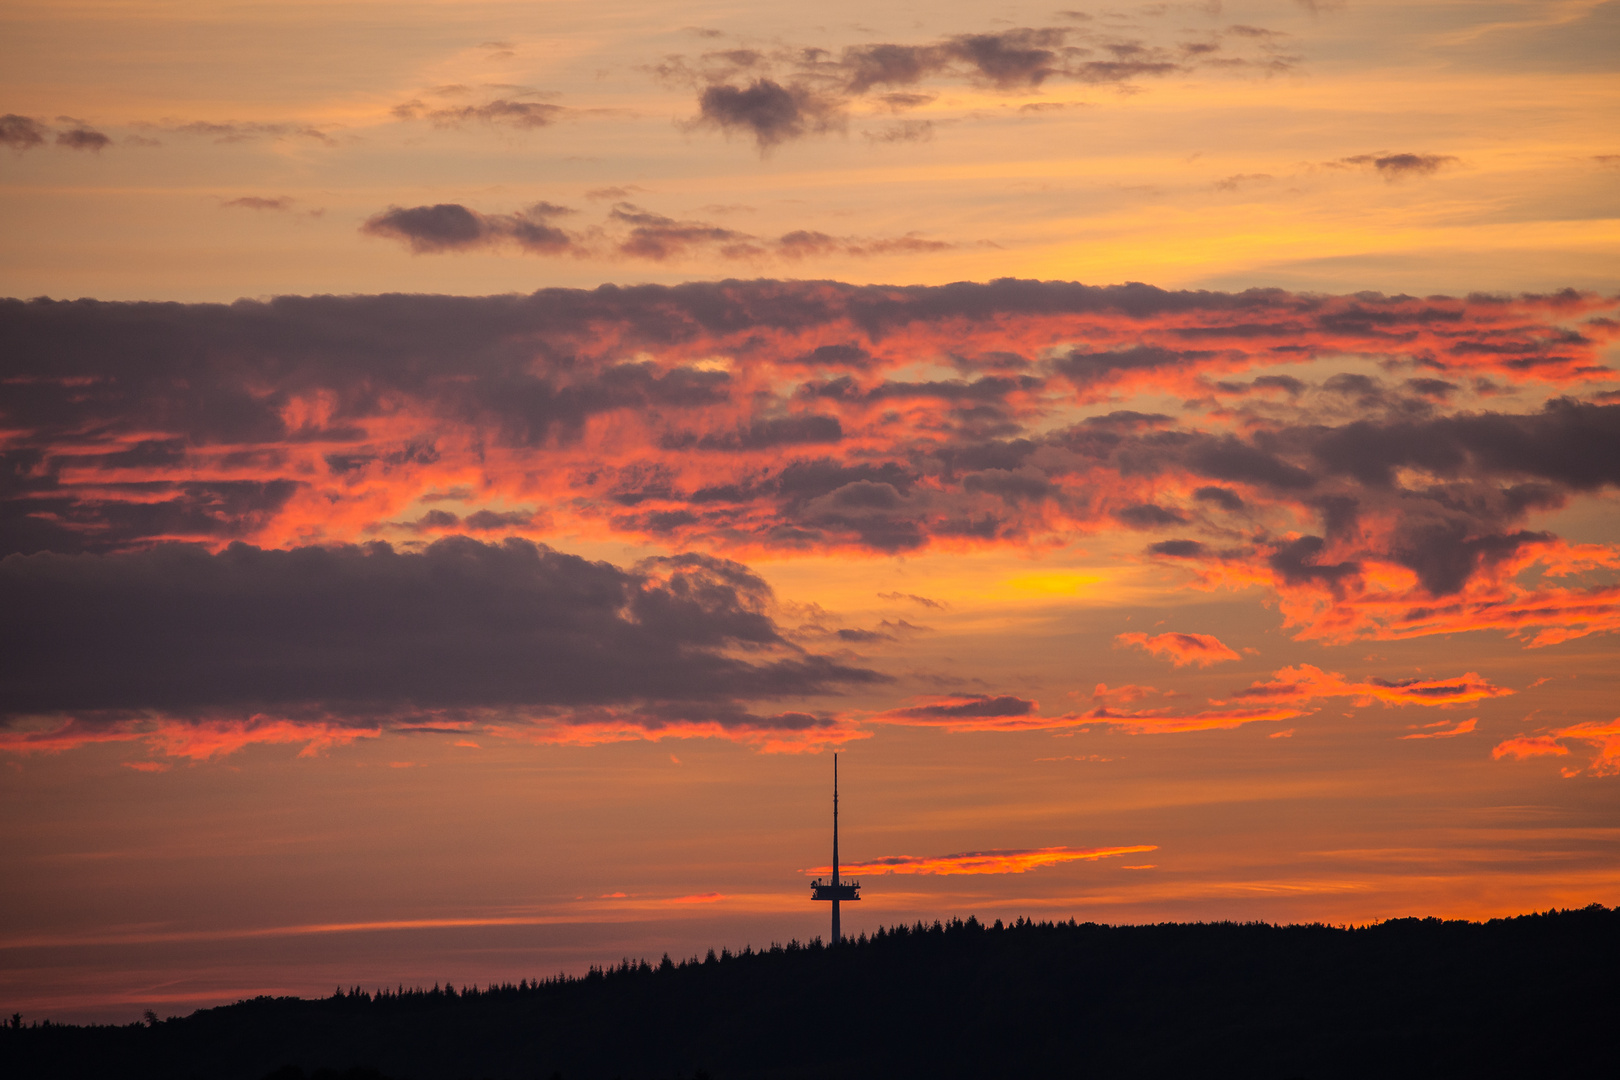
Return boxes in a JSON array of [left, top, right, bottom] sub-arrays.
[[809, 752, 860, 944]]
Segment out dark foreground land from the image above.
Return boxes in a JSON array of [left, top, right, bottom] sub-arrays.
[[5, 906, 1617, 1080]]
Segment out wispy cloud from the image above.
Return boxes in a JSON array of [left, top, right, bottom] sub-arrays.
[[804, 845, 1158, 876], [360, 200, 953, 261]]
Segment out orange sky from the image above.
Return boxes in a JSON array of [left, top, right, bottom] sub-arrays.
[[2, 0, 1618, 1024]]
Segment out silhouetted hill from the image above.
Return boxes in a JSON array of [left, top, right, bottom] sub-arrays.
[[6, 905, 1616, 1080]]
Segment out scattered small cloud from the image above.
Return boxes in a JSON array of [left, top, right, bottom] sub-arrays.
[[1335, 152, 1458, 180], [1213, 172, 1272, 191], [222, 196, 295, 211], [662, 20, 1296, 152], [693, 78, 845, 152], [361, 199, 956, 262], [585, 185, 645, 200], [2, 114, 110, 152], [394, 97, 564, 130], [1116, 631, 1242, 667], [0, 113, 49, 149], [863, 119, 934, 143], [166, 120, 334, 144], [1400, 717, 1478, 739], [55, 127, 111, 152], [361, 201, 575, 255], [878, 591, 947, 609]]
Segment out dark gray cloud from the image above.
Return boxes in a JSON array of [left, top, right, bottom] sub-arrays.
[[671, 23, 1294, 150], [223, 196, 295, 211], [55, 126, 110, 151], [1337, 152, 1458, 179], [1305, 398, 1620, 491], [360, 200, 953, 262], [393, 97, 564, 129], [10, 116, 334, 148], [168, 121, 333, 144], [1189, 436, 1316, 490], [585, 185, 645, 200], [2, 115, 109, 152], [863, 119, 934, 143], [1120, 398, 1620, 597], [695, 78, 844, 150], [1115, 503, 1189, 528], [610, 203, 751, 259], [1266, 535, 1359, 590], [663, 414, 844, 452], [887, 694, 1036, 720], [1148, 539, 1207, 557], [0, 472, 300, 558], [1193, 485, 1245, 511], [962, 468, 1055, 503], [0, 114, 48, 149], [1406, 378, 1458, 400], [464, 509, 535, 530], [0, 538, 884, 729], [1252, 374, 1306, 395], [942, 29, 1072, 88], [1051, 344, 1219, 388], [361, 202, 575, 254]]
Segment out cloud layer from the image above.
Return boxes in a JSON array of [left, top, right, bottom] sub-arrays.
[[1, 279, 1614, 760]]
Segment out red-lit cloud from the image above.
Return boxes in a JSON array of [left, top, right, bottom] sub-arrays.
[[1228, 666, 1513, 709], [804, 844, 1158, 876], [869, 662, 1510, 738], [873, 691, 1300, 737], [1493, 718, 1620, 776], [0, 716, 378, 760], [1400, 717, 1478, 739], [1078, 703, 1308, 734], [1116, 631, 1241, 666]]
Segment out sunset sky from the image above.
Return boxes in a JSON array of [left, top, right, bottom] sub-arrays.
[[3, 0, 1618, 1024]]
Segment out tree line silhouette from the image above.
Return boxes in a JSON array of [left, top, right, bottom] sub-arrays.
[[4, 904, 1615, 1079]]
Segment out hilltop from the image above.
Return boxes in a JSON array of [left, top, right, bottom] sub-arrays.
[[5, 905, 1617, 1080]]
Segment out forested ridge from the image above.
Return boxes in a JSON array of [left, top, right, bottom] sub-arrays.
[[6, 905, 1615, 1080]]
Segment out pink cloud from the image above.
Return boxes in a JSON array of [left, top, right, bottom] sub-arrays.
[[1116, 631, 1241, 666]]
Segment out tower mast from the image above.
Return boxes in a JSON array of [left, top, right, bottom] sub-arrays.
[[832, 752, 840, 943], [810, 752, 860, 944]]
